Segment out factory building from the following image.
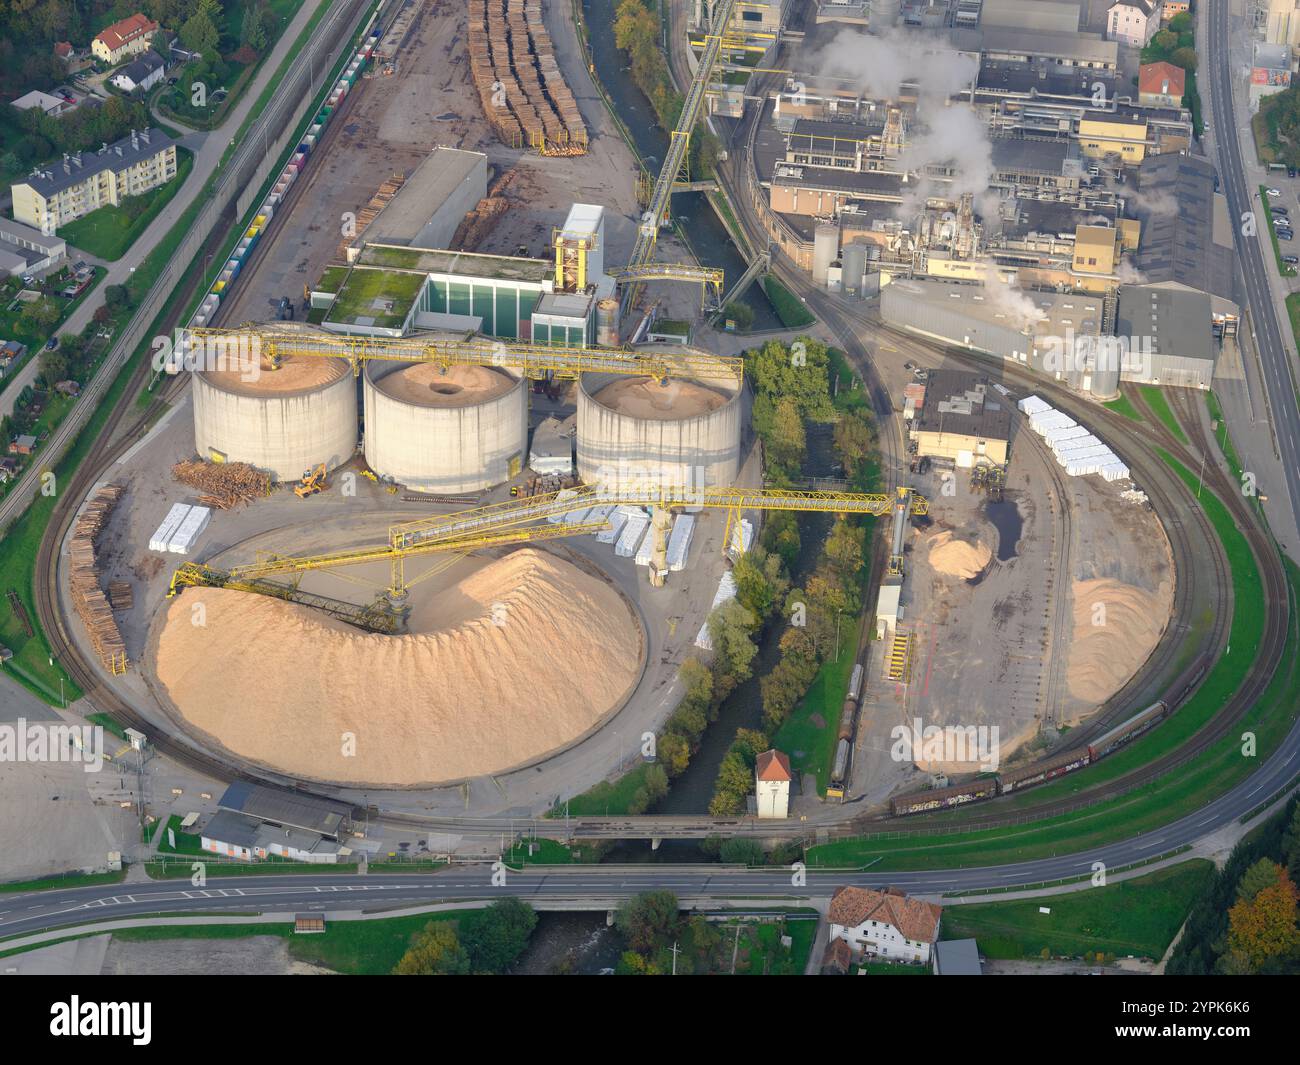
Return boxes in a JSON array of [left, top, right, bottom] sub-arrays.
[[1115, 285, 1221, 389], [908, 369, 1011, 469]]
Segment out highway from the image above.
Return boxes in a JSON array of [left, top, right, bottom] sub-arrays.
[[1206, 0, 1300, 547]]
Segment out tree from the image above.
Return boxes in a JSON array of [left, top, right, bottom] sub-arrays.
[[824, 519, 864, 582], [720, 837, 765, 865], [767, 395, 806, 475], [241, 1, 269, 51], [733, 548, 777, 619], [834, 407, 877, 482], [20, 296, 59, 332], [457, 897, 537, 973], [1226, 866, 1300, 972], [616, 890, 681, 954], [1170, 47, 1198, 72], [104, 284, 131, 311], [180, 0, 221, 59], [1237, 858, 1284, 902], [719, 300, 753, 331], [706, 599, 758, 690], [392, 921, 469, 974], [658, 731, 690, 777], [38, 349, 67, 387]]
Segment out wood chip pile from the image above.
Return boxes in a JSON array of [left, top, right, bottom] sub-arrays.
[[468, 0, 588, 153], [69, 483, 128, 674], [171, 460, 272, 509]]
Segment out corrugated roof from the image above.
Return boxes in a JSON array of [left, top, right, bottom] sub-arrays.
[[218, 782, 352, 837]]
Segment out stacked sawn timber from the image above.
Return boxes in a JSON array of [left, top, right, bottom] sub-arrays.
[[69, 483, 128, 674]]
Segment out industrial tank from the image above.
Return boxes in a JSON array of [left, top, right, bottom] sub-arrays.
[[192, 354, 358, 482], [842, 242, 868, 297], [1087, 336, 1122, 401], [363, 360, 527, 493], [812, 223, 840, 286], [576, 366, 741, 491], [595, 298, 621, 346]]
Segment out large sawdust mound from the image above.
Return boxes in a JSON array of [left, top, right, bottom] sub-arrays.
[[154, 549, 642, 786], [928, 530, 992, 580], [1067, 578, 1164, 703], [375, 363, 516, 407], [593, 376, 728, 419]]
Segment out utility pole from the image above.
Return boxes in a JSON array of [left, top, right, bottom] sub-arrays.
[[670, 940, 680, 976]]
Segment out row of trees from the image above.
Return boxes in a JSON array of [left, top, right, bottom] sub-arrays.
[[1169, 796, 1300, 974], [392, 898, 538, 974], [2, 94, 150, 173], [611, 0, 722, 178]]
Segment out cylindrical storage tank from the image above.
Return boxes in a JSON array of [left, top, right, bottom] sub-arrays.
[[842, 242, 867, 297], [595, 298, 620, 346], [193, 355, 358, 482], [1088, 336, 1122, 401], [812, 223, 839, 286], [577, 365, 742, 490], [363, 361, 527, 493]]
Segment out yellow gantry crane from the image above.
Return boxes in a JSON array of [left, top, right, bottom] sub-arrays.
[[167, 484, 929, 631], [186, 325, 743, 385]]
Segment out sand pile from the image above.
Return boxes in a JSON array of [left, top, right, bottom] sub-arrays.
[[593, 376, 728, 419], [154, 549, 642, 786], [927, 530, 992, 580], [1066, 578, 1165, 703], [375, 363, 516, 407]]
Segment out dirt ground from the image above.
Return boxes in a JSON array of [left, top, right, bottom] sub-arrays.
[[219, 0, 692, 329], [99, 934, 332, 975], [847, 357, 1174, 796]]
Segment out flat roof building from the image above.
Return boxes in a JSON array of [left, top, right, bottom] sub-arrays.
[[365, 147, 489, 252], [909, 368, 1011, 467], [217, 781, 352, 839]]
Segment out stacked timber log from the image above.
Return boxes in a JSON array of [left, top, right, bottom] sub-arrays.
[[334, 174, 405, 261], [108, 582, 134, 611], [171, 460, 272, 509], [467, 0, 587, 153], [69, 483, 128, 675]]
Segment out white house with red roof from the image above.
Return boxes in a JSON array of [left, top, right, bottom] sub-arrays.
[[828, 886, 944, 964], [755, 748, 792, 818]]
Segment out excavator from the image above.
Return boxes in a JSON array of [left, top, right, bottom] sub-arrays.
[[293, 463, 328, 499]]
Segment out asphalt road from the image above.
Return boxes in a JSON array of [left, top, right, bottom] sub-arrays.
[[1206, 0, 1300, 544]]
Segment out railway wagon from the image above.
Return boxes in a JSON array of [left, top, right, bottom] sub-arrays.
[[1086, 700, 1168, 761], [847, 663, 864, 704], [998, 745, 1091, 793], [827, 739, 851, 800], [890, 777, 998, 816]]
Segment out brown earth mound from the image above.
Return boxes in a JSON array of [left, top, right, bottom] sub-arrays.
[[154, 549, 642, 785]]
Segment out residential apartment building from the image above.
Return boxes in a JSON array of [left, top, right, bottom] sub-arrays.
[[1138, 61, 1186, 108], [11, 129, 178, 232], [91, 13, 159, 66], [1106, 0, 1159, 48]]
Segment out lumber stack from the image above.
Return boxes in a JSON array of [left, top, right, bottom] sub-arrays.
[[69, 483, 128, 675], [108, 581, 134, 612], [335, 174, 405, 261], [467, 0, 587, 153], [171, 460, 272, 509]]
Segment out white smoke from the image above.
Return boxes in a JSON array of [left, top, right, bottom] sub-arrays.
[[980, 264, 1048, 332], [800, 28, 993, 218]]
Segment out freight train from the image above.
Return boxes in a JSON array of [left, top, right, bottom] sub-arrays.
[[889, 700, 1169, 816], [826, 662, 864, 800]]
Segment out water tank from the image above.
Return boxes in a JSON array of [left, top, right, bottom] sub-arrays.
[[192, 355, 357, 482], [813, 223, 840, 286], [363, 361, 527, 493]]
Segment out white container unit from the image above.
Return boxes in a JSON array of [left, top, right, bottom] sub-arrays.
[[596, 508, 630, 544], [635, 525, 657, 566], [615, 514, 649, 557], [666, 514, 696, 571], [1030, 410, 1075, 436], [695, 571, 739, 649], [1045, 424, 1088, 451], [167, 505, 211, 555], [1018, 395, 1051, 416], [149, 503, 192, 553]]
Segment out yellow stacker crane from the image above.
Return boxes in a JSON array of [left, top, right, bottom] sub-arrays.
[[186, 326, 744, 385], [167, 484, 928, 631]]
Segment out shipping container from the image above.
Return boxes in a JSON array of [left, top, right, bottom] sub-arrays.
[[150, 503, 192, 552], [167, 505, 212, 555]]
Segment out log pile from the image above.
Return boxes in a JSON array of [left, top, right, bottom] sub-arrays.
[[335, 174, 405, 261], [108, 581, 134, 612], [171, 460, 272, 509], [451, 168, 519, 249], [468, 0, 587, 154], [69, 483, 128, 675]]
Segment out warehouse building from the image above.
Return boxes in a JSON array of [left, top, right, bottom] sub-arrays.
[[0, 217, 66, 277], [363, 147, 489, 252], [1115, 285, 1220, 388], [909, 369, 1011, 468], [200, 810, 345, 864], [216, 781, 352, 840], [11, 128, 178, 231]]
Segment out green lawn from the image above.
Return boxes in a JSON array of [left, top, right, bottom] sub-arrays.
[[773, 644, 856, 796], [325, 267, 426, 329], [58, 149, 194, 261], [1287, 292, 1300, 361], [0, 868, 126, 893], [109, 909, 470, 975], [1138, 385, 1189, 444], [828, 346, 869, 412], [762, 274, 815, 328], [504, 838, 574, 866], [807, 451, 1295, 870], [1102, 392, 1143, 422], [552, 760, 658, 816], [1259, 183, 1297, 278], [155, 815, 205, 855], [941, 860, 1214, 960]]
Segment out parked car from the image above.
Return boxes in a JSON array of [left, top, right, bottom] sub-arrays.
[[1279, 232, 1294, 241], [1267, 187, 1283, 197], [1289, 167, 1297, 178], [1282, 255, 1298, 265], [44, 337, 58, 350]]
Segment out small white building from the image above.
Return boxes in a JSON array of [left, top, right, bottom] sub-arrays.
[[110, 50, 165, 94], [828, 885, 944, 964], [755, 748, 792, 819], [1106, 0, 1159, 47]]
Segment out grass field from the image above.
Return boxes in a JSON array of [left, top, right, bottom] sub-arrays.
[[806, 451, 1296, 870], [1138, 385, 1189, 444], [109, 909, 469, 974], [504, 838, 574, 866], [773, 644, 857, 795], [940, 860, 1214, 960], [0, 868, 126, 894], [1102, 392, 1143, 422], [58, 150, 195, 261], [762, 274, 815, 328], [552, 760, 658, 816]]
